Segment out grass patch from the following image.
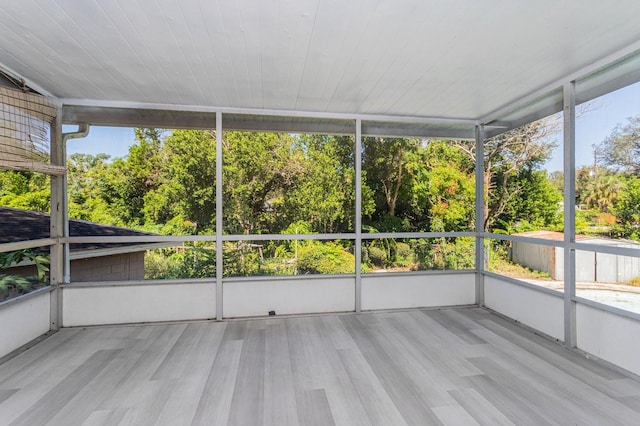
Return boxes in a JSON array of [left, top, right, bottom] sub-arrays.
[[626, 276, 640, 287]]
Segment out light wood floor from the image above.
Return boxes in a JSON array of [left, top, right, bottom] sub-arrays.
[[1, 308, 640, 425]]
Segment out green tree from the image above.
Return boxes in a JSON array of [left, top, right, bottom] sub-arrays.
[[362, 137, 420, 221], [222, 131, 305, 234], [614, 176, 640, 240], [581, 173, 624, 213], [509, 170, 562, 230], [0, 170, 50, 212], [144, 130, 217, 233], [285, 135, 367, 233], [451, 117, 559, 231], [418, 140, 475, 232], [597, 116, 640, 174], [67, 153, 117, 223], [98, 129, 166, 227]]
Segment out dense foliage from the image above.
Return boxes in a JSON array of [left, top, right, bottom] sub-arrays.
[[3, 114, 639, 278]]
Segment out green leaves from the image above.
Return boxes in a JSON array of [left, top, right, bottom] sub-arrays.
[[0, 249, 50, 301]]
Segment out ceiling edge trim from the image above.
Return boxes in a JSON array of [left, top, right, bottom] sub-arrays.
[[60, 98, 478, 127]]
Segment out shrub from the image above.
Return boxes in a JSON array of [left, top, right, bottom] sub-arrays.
[[0, 249, 50, 301], [396, 242, 412, 259], [298, 242, 354, 274], [367, 246, 387, 267]]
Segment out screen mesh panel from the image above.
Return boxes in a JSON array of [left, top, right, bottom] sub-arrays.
[[0, 86, 62, 174]]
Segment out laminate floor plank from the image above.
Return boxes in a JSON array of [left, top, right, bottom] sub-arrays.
[[0, 389, 17, 405], [81, 408, 128, 426], [9, 349, 121, 426], [464, 374, 553, 426], [467, 356, 598, 425], [432, 404, 481, 426], [310, 317, 370, 426], [448, 388, 515, 426], [191, 323, 243, 426], [97, 324, 187, 412], [476, 312, 626, 380], [340, 314, 445, 425], [389, 311, 484, 379], [422, 309, 487, 345], [336, 347, 407, 426], [1, 307, 640, 426], [296, 388, 335, 426], [379, 319, 464, 405], [617, 395, 640, 412], [0, 328, 82, 383], [475, 317, 634, 397], [151, 323, 207, 380], [263, 319, 299, 426], [45, 325, 188, 425], [227, 320, 266, 426], [154, 322, 227, 426], [470, 327, 638, 424]]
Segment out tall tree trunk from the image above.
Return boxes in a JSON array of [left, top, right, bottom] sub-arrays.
[[386, 147, 404, 217]]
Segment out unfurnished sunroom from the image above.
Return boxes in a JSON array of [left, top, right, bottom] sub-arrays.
[[2, 1, 640, 424]]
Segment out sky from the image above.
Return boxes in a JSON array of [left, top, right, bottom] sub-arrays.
[[65, 126, 135, 159], [547, 80, 640, 172], [65, 82, 640, 173]]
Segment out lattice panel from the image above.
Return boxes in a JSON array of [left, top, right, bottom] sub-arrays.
[[0, 86, 63, 175]]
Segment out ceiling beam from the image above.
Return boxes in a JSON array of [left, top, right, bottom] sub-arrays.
[[62, 106, 216, 129], [62, 105, 477, 138]]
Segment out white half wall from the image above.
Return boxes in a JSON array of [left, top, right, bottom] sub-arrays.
[[0, 290, 50, 359], [223, 277, 355, 318], [577, 303, 640, 377], [362, 272, 476, 311], [484, 276, 564, 341], [62, 282, 216, 327]]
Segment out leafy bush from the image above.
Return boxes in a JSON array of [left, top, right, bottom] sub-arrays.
[[413, 238, 475, 270], [367, 246, 387, 267], [396, 242, 412, 260], [144, 249, 183, 279], [297, 242, 354, 274], [0, 249, 50, 301]]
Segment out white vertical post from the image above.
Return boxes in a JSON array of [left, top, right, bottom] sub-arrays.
[[216, 112, 223, 320], [355, 119, 362, 313], [49, 110, 64, 330], [563, 81, 577, 348], [475, 124, 485, 306]]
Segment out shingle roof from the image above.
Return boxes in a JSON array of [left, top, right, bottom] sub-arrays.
[[0, 206, 153, 251]]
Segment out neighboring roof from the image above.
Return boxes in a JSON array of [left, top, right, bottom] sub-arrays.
[[513, 230, 590, 242], [2, 2, 640, 137], [513, 230, 640, 246], [0, 206, 154, 251]]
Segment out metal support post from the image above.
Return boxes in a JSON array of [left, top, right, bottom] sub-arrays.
[[216, 112, 224, 320], [355, 119, 362, 313], [475, 124, 485, 306], [563, 81, 577, 348]]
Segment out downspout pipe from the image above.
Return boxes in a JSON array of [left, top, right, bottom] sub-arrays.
[[61, 123, 90, 283]]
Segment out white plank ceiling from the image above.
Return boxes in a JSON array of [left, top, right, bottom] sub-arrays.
[[2, 0, 640, 122]]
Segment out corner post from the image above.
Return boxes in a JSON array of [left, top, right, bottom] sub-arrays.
[[49, 108, 65, 330]]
